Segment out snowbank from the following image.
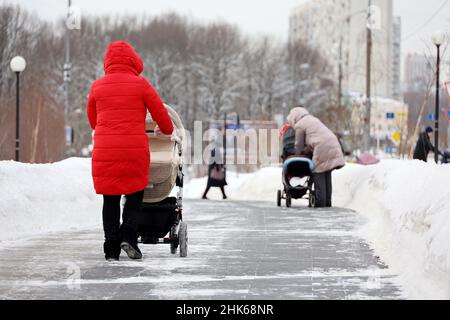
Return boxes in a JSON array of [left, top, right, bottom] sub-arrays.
[[186, 161, 450, 299], [333, 161, 450, 300], [0, 158, 102, 242], [184, 167, 282, 201]]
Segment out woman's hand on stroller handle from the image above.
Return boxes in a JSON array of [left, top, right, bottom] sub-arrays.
[[170, 133, 182, 144], [153, 125, 163, 136], [154, 125, 181, 144]]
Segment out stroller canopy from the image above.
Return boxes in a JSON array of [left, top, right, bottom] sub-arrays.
[[143, 105, 185, 204], [283, 157, 315, 178]]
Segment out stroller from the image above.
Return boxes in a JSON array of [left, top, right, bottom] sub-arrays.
[[277, 126, 316, 208], [441, 151, 450, 164], [137, 105, 188, 257]]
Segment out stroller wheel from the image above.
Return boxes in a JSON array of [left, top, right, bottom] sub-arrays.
[[170, 242, 177, 255], [170, 225, 179, 255], [179, 221, 188, 258], [309, 193, 316, 208], [286, 193, 292, 208], [277, 190, 282, 207]]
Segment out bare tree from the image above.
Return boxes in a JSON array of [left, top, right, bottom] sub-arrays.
[[0, 6, 338, 164]]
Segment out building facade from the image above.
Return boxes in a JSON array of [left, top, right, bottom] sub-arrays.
[[349, 95, 408, 152], [289, 0, 397, 99], [403, 53, 431, 92]]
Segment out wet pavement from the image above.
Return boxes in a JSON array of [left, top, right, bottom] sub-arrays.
[[0, 200, 403, 300]]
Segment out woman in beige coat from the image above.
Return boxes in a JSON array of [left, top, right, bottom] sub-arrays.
[[287, 107, 345, 208]]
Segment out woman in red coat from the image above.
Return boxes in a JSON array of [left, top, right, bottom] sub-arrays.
[[87, 41, 174, 261]]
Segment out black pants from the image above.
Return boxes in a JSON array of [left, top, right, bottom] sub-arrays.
[[312, 171, 332, 208], [202, 186, 227, 199], [102, 190, 144, 243]]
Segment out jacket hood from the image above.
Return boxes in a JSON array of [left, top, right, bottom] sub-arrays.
[[104, 41, 144, 75], [287, 107, 310, 126]]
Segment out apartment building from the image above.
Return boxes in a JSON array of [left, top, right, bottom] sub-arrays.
[[289, 0, 397, 99]]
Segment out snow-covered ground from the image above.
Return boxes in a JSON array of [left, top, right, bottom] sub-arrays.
[[0, 158, 449, 299]]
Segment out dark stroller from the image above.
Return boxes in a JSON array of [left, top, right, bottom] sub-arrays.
[[442, 151, 450, 164], [277, 126, 316, 208]]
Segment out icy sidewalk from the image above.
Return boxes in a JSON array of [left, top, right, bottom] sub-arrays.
[[0, 200, 402, 300]]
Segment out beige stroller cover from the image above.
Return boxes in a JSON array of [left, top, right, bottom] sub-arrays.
[[143, 105, 185, 204]]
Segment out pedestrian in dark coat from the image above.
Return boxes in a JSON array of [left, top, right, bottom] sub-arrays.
[[202, 148, 228, 200], [413, 127, 438, 162], [87, 41, 174, 261]]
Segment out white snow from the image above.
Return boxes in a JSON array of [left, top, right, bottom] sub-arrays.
[[1, 158, 449, 299], [0, 158, 102, 242], [186, 161, 450, 299], [184, 167, 282, 201], [333, 161, 450, 300]]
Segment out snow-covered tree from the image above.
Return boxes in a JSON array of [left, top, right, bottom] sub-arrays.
[[0, 6, 336, 163]]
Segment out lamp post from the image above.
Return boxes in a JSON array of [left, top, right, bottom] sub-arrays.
[[10, 56, 26, 162], [64, 0, 73, 156], [339, 5, 375, 152], [365, 0, 373, 153], [432, 32, 444, 164]]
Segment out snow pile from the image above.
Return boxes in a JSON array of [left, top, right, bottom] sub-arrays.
[[333, 161, 450, 299], [184, 167, 282, 201], [186, 161, 450, 299], [0, 158, 102, 242]]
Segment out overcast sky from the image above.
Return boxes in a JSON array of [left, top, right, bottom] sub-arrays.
[[3, 0, 450, 56]]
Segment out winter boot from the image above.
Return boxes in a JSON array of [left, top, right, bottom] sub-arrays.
[[120, 228, 142, 260], [104, 241, 121, 261], [121, 242, 142, 260]]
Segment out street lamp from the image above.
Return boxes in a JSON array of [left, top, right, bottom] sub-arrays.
[[10, 56, 26, 162], [432, 31, 444, 163]]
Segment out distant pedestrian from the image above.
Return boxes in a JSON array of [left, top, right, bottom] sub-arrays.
[[413, 127, 439, 162], [287, 107, 345, 208], [202, 148, 228, 200]]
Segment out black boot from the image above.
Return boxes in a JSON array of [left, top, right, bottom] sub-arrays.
[[220, 187, 227, 200], [120, 228, 142, 260], [104, 241, 121, 261]]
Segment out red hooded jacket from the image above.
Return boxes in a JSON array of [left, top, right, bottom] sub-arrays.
[[87, 41, 174, 195]]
